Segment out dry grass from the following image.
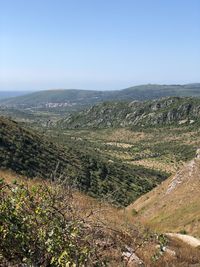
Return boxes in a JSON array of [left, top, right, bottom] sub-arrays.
[[87, 128, 148, 143], [0, 169, 44, 187], [1, 168, 200, 266], [104, 141, 133, 148], [129, 158, 180, 174], [127, 159, 200, 237], [166, 237, 200, 266]]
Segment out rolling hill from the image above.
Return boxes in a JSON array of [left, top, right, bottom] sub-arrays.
[[0, 89, 106, 110], [1, 83, 200, 112], [127, 156, 200, 237], [57, 96, 200, 129], [0, 116, 167, 206]]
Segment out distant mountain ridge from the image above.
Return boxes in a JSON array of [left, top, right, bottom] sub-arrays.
[[0, 91, 30, 100], [57, 96, 200, 129], [1, 83, 200, 111]]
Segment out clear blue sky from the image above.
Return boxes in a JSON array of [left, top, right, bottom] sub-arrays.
[[0, 0, 200, 91]]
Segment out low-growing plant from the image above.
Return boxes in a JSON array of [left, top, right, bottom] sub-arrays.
[[179, 229, 188, 235], [0, 179, 106, 266]]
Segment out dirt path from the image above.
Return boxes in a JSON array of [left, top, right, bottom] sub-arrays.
[[166, 233, 200, 248]]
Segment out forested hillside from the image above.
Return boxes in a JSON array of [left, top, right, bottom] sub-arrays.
[[0, 116, 167, 206]]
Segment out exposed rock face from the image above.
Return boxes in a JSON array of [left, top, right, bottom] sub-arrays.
[[58, 97, 200, 129], [166, 159, 196, 194], [122, 246, 144, 266], [196, 148, 200, 159]]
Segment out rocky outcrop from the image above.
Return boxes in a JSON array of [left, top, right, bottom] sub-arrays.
[[58, 97, 200, 129], [122, 246, 144, 266], [196, 148, 200, 158]]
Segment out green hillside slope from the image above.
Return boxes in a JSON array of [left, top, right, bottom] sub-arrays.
[[0, 116, 167, 206], [58, 97, 200, 129]]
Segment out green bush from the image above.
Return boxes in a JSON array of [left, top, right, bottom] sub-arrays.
[[179, 229, 188, 235], [0, 179, 102, 266]]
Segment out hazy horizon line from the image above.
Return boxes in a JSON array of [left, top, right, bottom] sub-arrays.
[[0, 82, 200, 92]]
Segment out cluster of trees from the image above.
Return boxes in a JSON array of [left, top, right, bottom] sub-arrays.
[[77, 152, 167, 206]]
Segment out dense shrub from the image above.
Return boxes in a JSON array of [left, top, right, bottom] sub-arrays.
[[0, 179, 108, 266]]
